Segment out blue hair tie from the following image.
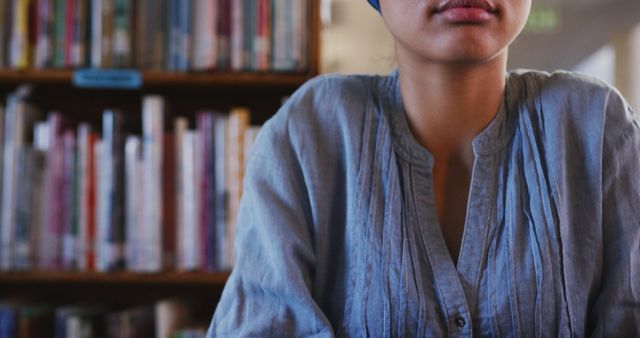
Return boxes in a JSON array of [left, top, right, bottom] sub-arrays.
[[367, 0, 381, 12]]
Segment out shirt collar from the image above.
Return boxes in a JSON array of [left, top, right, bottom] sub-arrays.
[[383, 68, 519, 167]]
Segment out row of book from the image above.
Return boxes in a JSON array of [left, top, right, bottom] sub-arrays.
[[0, 297, 207, 338], [0, 90, 260, 273], [0, 0, 311, 72]]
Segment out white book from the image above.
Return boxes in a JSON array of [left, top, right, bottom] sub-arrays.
[[193, 0, 218, 70], [140, 96, 164, 272], [96, 119, 112, 272], [125, 136, 142, 271], [179, 131, 200, 271]]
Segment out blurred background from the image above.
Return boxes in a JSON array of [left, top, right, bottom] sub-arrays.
[[320, 0, 640, 111]]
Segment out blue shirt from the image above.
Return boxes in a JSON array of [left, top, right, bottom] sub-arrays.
[[208, 70, 640, 337]]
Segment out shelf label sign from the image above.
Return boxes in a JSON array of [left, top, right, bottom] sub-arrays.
[[73, 69, 143, 89]]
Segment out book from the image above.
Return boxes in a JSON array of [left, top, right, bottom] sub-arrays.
[[216, 0, 231, 69], [163, 133, 176, 270], [135, 0, 165, 70], [1, 93, 39, 271], [230, 0, 244, 71], [39, 112, 66, 270], [112, 0, 131, 67], [76, 123, 96, 271], [96, 109, 125, 272], [197, 112, 215, 271], [213, 114, 229, 270], [71, 0, 87, 66], [193, 0, 218, 71], [9, 0, 31, 69], [35, 0, 55, 68], [226, 107, 250, 267], [177, 130, 200, 271], [124, 135, 142, 271], [61, 130, 78, 270], [140, 95, 164, 272]]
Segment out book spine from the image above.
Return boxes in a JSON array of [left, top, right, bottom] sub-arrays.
[[141, 96, 164, 272], [226, 107, 249, 267], [230, 0, 243, 71], [13, 147, 33, 270], [197, 112, 214, 271], [89, 0, 102, 67], [0, 106, 4, 254], [216, 0, 230, 70], [53, 0, 65, 67], [64, 0, 75, 66], [173, 117, 187, 270], [72, 0, 86, 66], [124, 135, 141, 271], [39, 112, 63, 270], [180, 131, 199, 271], [35, 0, 53, 68], [76, 123, 90, 270], [112, 0, 131, 67], [0, 96, 23, 270], [98, 110, 124, 271], [193, 0, 217, 70], [100, 0, 113, 67], [28, 148, 46, 270], [150, 0, 165, 70], [9, 0, 30, 69], [177, 0, 191, 71], [243, 0, 254, 71], [61, 130, 77, 270], [162, 133, 175, 270], [0, 0, 6, 68], [134, 0, 145, 68], [213, 114, 228, 270]]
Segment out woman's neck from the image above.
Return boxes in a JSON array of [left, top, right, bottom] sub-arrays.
[[397, 52, 508, 158]]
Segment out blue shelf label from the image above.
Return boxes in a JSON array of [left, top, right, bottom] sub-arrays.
[[73, 69, 143, 89]]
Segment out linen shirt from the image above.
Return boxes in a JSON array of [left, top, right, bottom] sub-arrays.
[[208, 70, 640, 337]]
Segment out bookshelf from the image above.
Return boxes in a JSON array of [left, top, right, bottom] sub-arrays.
[[0, 0, 320, 336]]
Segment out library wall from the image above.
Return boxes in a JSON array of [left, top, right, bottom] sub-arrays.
[[320, 0, 395, 75]]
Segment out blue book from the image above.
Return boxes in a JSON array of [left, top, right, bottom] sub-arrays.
[[0, 307, 17, 338]]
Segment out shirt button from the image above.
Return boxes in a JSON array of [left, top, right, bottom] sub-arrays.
[[454, 317, 467, 328]]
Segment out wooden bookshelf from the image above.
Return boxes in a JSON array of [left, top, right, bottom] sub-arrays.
[[0, 0, 321, 333], [0, 69, 315, 88], [0, 271, 230, 286], [0, 272, 231, 308]]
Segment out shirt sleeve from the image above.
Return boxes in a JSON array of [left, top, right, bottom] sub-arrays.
[[206, 117, 335, 337], [589, 93, 640, 336]]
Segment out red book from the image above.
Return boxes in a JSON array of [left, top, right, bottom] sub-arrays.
[[65, 0, 75, 66]]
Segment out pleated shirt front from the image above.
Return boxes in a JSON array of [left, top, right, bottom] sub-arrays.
[[209, 70, 640, 337]]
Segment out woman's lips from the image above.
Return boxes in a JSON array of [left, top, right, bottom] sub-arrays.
[[436, 7, 495, 23], [432, 0, 497, 23]]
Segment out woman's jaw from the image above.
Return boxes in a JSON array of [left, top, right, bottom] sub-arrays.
[[380, 0, 531, 68]]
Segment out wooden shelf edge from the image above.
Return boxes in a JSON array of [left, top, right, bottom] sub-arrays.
[[0, 271, 230, 285], [0, 69, 316, 87]]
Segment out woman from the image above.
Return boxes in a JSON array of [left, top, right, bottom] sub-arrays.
[[208, 0, 639, 336]]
